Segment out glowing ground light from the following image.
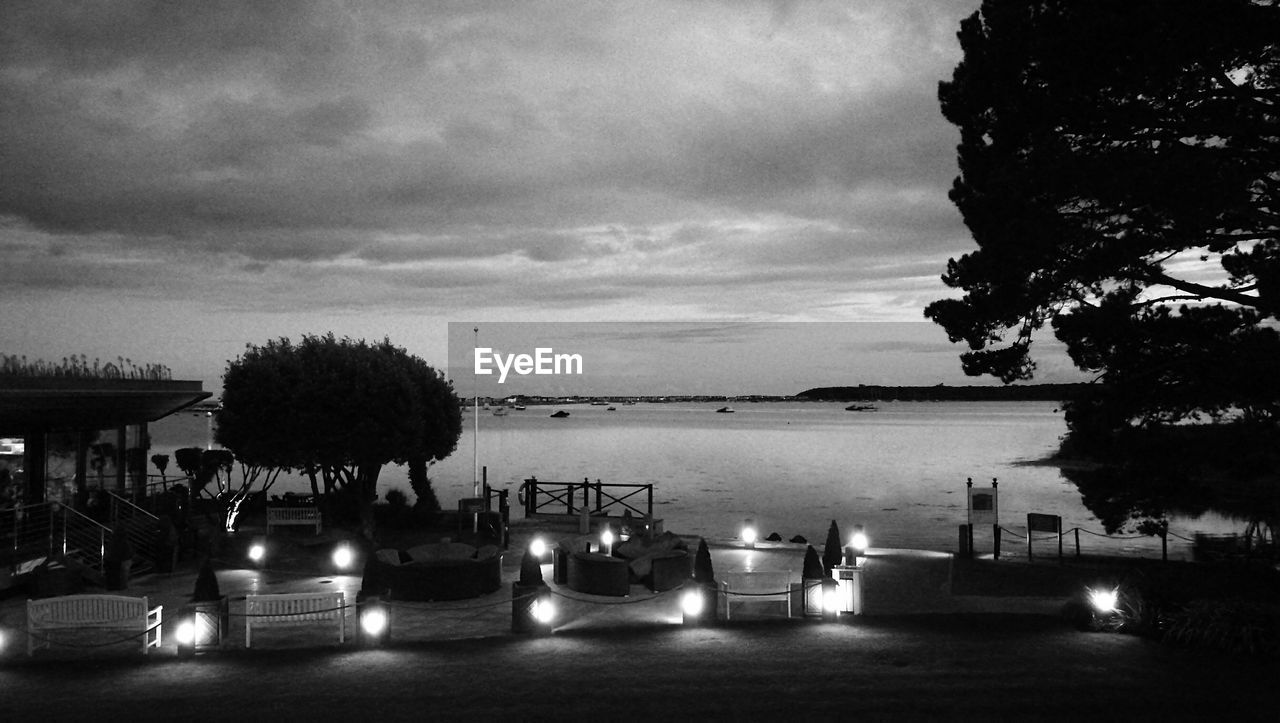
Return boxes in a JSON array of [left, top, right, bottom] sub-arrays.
[[332, 544, 354, 570], [248, 543, 266, 563], [824, 588, 840, 614], [175, 620, 196, 646], [741, 526, 757, 545], [361, 608, 388, 637], [531, 598, 556, 624], [1089, 588, 1119, 614], [681, 589, 704, 617], [530, 538, 547, 558], [601, 528, 614, 554]]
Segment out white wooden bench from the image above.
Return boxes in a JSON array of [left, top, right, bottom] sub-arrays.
[[721, 571, 797, 621], [265, 506, 322, 535], [244, 591, 345, 648], [27, 594, 162, 656]]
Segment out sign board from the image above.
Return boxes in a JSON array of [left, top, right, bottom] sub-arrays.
[[458, 497, 485, 514], [1027, 513, 1061, 534], [967, 486, 998, 526]]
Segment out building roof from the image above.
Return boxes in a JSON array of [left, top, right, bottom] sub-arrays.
[[0, 378, 211, 433]]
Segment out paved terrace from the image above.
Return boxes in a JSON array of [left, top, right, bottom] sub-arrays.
[[0, 519, 1066, 660]]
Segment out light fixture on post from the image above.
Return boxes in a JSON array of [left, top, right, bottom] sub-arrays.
[[683, 538, 719, 626], [846, 525, 869, 566], [601, 526, 614, 556], [741, 519, 757, 549], [176, 600, 226, 656], [512, 545, 555, 634], [800, 545, 828, 618], [529, 537, 548, 563], [834, 563, 864, 615], [357, 594, 391, 646]]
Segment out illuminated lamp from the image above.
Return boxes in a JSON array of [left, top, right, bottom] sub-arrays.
[[357, 595, 391, 646], [803, 578, 839, 619], [512, 545, 555, 634], [1089, 587, 1118, 615], [332, 543, 355, 572], [846, 526, 869, 566], [176, 600, 227, 656], [601, 526, 615, 556], [247, 541, 266, 567], [529, 537, 548, 562], [741, 520, 758, 549], [681, 584, 718, 626]]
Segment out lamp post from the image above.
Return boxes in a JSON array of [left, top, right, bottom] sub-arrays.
[[176, 599, 227, 656], [834, 564, 864, 615], [357, 594, 391, 646], [512, 545, 555, 634]]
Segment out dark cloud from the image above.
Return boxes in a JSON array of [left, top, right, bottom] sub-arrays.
[[0, 0, 982, 324]]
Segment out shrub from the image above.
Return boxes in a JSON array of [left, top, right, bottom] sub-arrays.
[[1162, 600, 1280, 656], [385, 488, 409, 510]]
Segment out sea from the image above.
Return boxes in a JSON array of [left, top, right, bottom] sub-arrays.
[[150, 400, 1243, 560]]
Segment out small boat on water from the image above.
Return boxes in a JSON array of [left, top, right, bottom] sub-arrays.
[[514, 405, 527, 410], [715, 406, 734, 413], [607, 406, 617, 411], [845, 404, 878, 412], [493, 407, 509, 416], [550, 410, 570, 418]]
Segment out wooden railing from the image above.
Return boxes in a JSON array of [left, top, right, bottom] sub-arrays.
[[519, 477, 653, 521]]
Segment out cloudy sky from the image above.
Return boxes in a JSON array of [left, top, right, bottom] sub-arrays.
[[0, 0, 1078, 393]]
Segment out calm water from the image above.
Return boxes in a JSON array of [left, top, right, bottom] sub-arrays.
[[151, 401, 1240, 558]]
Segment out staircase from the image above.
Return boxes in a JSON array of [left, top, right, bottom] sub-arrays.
[[0, 494, 160, 587], [104, 490, 160, 575]]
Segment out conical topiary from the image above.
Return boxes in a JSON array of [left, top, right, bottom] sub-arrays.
[[518, 546, 545, 586], [802, 545, 824, 580], [192, 558, 221, 601], [692, 538, 715, 585], [358, 554, 384, 598], [822, 520, 842, 578]]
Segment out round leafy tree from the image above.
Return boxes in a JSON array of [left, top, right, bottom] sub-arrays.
[[218, 334, 462, 539]]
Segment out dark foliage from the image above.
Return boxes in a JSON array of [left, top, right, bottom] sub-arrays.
[[928, 0, 1280, 531], [518, 547, 545, 587], [821, 520, 842, 577], [192, 558, 222, 601], [693, 538, 715, 585], [801, 545, 823, 579], [218, 333, 462, 538]]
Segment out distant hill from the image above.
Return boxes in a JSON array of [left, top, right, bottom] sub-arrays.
[[797, 384, 1089, 402]]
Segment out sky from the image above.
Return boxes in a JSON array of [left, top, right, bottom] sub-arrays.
[[0, 0, 1082, 395]]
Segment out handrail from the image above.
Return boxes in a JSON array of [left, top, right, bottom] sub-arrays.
[[103, 489, 159, 524], [521, 477, 654, 520]]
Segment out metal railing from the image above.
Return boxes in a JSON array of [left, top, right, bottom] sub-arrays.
[[104, 490, 159, 574], [519, 477, 654, 520], [1, 501, 112, 572]]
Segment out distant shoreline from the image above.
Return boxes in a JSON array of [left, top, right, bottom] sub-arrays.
[[459, 384, 1088, 407]]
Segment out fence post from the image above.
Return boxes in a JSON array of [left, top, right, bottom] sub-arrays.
[[594, 479, 602, 513], [1074, 528, 1080, 558], [647, 484, 653, 521], [582, 478, 590, 513], [993, 524, 1001, 559]]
